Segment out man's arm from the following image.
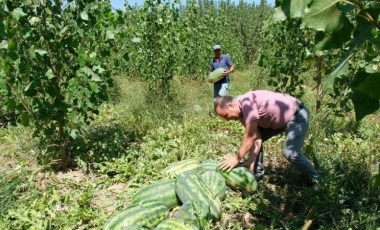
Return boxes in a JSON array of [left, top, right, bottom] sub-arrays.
[[220, 121, 258, 171], [223, 56, 236, 76], [228, 65, 236, 74], [243, 138, 262, 172], [236, 121, 258, 160]]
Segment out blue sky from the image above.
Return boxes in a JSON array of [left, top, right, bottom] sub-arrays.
[[110, 0, 274, 9]]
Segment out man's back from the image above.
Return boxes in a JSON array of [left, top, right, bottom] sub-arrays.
[[237, 90, 301, 129]]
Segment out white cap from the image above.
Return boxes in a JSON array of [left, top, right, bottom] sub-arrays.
[[213, 45, 222, 50]]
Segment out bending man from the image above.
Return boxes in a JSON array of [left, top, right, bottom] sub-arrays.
[[216, 90, 320, 188]]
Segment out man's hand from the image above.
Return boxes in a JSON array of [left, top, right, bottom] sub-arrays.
[[222, 70, 230, 76], [219, 154, 240, 172]]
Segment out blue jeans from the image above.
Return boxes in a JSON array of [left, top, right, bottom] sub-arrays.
[[254, 105, 320, 181], [213, 77, 229, 101]]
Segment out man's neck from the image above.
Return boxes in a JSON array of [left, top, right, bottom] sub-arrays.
[[233, 99, 242, 117]]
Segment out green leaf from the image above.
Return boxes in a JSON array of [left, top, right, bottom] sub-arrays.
[[106, 30, 115, 40], [273, 0, 309, 21], [273, 7, 287, 22], [131, 37, 141, 43], [19, 112, 30, 126], [11, 8, 27, 21], [35, 49, 48, 56], [353, 72, 380, 100], [365, 64, 379, 74], [303, 0, 344, 33], [24, 80, 37, 97], [325, 25, 372, 86], [314, 17, 353, 50], [91, 74, 101, 82], [351, 91, 379, 121], [0, 40, 7, 49], [80, 11, 89, 21], [123, 52, 129, 61], [0, 78, 8, 94], [69, 129, 78, 140], [89, 52, 96, 58], [29, 16, 41, 25], [45, 69, 55, 79]]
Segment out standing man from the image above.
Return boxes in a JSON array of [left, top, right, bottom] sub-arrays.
[[210, 45, 236, 101], [215, 90, 321, 189]]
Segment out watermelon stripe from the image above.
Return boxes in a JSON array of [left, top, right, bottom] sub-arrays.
[[163, 159, 200, 177], [104, 202, 169, 229], [175, 172, 222, 221], [132, 179, 179, 209], [155, 219, 197, 230], [221, 167, 257, 194], [201, 171, 226, 201]]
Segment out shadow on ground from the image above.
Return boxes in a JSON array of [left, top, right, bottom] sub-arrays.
[[247, 160, 380, 229]]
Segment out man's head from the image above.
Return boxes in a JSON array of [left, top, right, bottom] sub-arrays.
[[214, 96, 241, 120], [213, 45, 222, 58]]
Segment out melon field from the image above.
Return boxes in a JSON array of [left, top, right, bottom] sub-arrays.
[[1, 0, 380, 229]]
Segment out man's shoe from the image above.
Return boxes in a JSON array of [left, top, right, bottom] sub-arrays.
[[308, 177, 322, 191], [311, 183, 319, 191], [254, 175, 263, 182]]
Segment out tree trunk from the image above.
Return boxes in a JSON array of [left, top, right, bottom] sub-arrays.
[[315, 56, 324, 114]]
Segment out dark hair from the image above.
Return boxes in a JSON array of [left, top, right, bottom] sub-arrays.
[[214, 96, 234, 112]]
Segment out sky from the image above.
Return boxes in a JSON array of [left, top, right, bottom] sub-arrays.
[[110, 0, 275, 9]]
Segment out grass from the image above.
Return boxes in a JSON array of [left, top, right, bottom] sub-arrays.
[[0, 69, 379, 229]]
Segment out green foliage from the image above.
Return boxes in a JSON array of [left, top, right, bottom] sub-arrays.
[[0, 0, 119, 167], [230, 0, 272, 65], [274, 0, 380, 120], [259, 19, 312, 98], [131, 0, 179, 100], [1, 71, 380, 229]]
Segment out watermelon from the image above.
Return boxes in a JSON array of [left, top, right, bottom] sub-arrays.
[[163, 159, 200, 178], [155, 219, 198, 230], [201, 171, 227, 201], [132, 179, 180, 209], [208, 68, 225, 83], [175, 172, 222, 220], [220, 167, 258, 194], [175, 201, 211, 230], [120, 224, 148, 230], [198, 160, 220, 173], [103, 201, 169, 230]]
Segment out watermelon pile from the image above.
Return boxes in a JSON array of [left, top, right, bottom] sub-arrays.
[[104, 159, 258, 230]]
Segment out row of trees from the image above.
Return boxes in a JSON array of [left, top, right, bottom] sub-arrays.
[[259, 0, 380, 121], [0, 0, 271, 167], [2, 0, 378, 168]]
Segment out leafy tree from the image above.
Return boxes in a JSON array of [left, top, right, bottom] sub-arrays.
[[274, 0, 380, 120], [0, 0, 119, 168]]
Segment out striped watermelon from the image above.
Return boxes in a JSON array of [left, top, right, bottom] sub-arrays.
[[132, 179, 180, 209], [121, 224, 148, 230], [175, 172, 222, 220], [163, 159, 200, 178], [155, 219, 198, 230], [198, 160, 220, 173], [103, 201, 169, 230], [201, 171, 227, 201], [208, 68, 225, 83], [175, 201, 210, 230], [220, 167, 258, 194]]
